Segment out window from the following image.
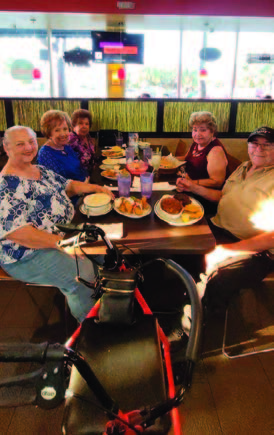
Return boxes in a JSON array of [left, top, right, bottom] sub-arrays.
[[0, 30, 50, 97], [181, 31, 236, 99], [234, 32, 274, 99], [125, 30, 180, 98], [51, 31, 107, 98]]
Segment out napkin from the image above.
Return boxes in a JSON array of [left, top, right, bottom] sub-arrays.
[[104, 185, 139, 192], [132, 177, 176, 191], [93, 223, 123, 240]]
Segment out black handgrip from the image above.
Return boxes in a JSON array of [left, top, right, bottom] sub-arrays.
[[0, 342, 66, 363]]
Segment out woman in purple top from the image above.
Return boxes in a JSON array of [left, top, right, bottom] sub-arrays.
[[69, 109, 96, 172], [178, 111, 228, 189]]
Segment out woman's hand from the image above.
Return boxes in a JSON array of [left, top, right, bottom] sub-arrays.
[[176, 175, 196, 192], [95, 185, 115, 200], [56, 235, 86, 258]]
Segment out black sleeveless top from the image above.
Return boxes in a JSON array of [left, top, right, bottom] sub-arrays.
[[185, 138, 229, 180]]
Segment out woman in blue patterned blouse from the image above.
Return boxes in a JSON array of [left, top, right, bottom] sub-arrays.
[[37, 110, 88, 182], [0, 126, 114, 323]]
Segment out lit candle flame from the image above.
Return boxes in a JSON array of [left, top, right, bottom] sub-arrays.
[[250, 198, 274, 231]]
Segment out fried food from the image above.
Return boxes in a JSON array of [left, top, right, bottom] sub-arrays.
[[117, 196, 149, 216], [160, 157, 176, 169], [119, 168, 130, 176], [173, 193, 192, 206], [161, 197, 183, 215], [104, 169, 117, 178], [102, 147, 123, 157], [184, 203, 201, 213], [181, 203, 203, 222]]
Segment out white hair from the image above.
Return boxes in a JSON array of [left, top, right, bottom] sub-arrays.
[[3, 126, 37, 146]]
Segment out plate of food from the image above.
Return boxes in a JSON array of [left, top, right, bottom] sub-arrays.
[[101, 146, 125, 158], [114, 196, 152, 219], [159, 156, 185, 174], [154, 193, 204, 226], [101, 169, 118, 180], [100, 164, 120, 171], [102, 158, 123, 168]]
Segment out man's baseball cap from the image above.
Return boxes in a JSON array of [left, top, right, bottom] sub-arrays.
[[248, 126, 274, 143]]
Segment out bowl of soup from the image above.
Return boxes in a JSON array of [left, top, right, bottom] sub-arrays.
[[83, 193, 112, 215]]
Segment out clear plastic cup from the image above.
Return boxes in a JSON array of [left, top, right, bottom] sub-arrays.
[[125, 147, 135, 164], [116, 137, 123, 147], [140, 172, 154, 198], [143, 147, 152, 163], [117, 172, 131, 197]]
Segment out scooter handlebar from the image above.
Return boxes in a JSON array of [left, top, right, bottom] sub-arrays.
[[0, 342, 66, 363]]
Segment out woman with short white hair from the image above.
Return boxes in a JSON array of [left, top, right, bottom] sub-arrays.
[[0, 126, 113, 322]]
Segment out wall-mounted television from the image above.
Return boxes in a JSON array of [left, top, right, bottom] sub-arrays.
[[91, 31, 144, 64]]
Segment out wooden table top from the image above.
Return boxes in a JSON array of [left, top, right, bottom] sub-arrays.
[[73, 164, 216, 256]]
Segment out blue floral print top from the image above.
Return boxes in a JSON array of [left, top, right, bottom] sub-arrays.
[[0, 166, 74, 264]]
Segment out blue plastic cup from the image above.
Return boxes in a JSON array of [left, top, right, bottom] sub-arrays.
[[118, 172, 131, 197], [140, 172, 153, 198]]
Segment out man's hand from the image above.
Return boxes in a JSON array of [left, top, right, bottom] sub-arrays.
[[205, 245, 255, 276]]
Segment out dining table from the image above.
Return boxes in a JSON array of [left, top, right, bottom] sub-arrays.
[[72, 163, 216, 262]]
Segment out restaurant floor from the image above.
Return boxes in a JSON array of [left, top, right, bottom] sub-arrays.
[[0, 278, 273, 435]]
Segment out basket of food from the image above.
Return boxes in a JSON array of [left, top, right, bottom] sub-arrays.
[[158, 155, 185, 174], [126, 160, 149, 175]]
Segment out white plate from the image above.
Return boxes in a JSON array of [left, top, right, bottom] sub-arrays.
[[80, 203, 113, 217], [114, 198, 152, 219], [102, 158, 124, 166], [154, 197, 204, 226], [100, 164, 121, 171], [101, 170, 118, 181], [101, 150, 125, 159]]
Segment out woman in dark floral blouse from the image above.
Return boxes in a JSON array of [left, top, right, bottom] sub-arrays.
[[69, 109, 96, 172]]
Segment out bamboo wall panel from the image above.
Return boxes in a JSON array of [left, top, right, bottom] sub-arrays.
[[236, 102, 274, 132], [12, 100, 81, 131], [0, 101, 7, 131], [88, 101, 157, 132], [163, 102, 231, 132]]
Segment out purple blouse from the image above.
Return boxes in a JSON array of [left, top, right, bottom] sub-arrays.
[[68, 132, 96, 171]]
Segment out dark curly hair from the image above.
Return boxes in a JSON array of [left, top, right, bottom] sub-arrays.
[[71, 109, 92, 128]]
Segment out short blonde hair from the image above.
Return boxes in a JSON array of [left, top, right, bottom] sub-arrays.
[[40, 110, 72, 138], [189, 111, 217, 134]]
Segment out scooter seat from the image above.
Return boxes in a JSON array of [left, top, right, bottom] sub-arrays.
[[62, 316, 171, 434]]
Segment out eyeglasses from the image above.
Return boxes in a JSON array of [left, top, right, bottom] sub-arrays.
[[248, 142, 274, 151]]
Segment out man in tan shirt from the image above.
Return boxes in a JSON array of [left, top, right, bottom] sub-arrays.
[[177, 126, 274, 311]]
